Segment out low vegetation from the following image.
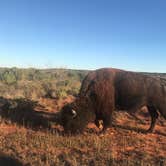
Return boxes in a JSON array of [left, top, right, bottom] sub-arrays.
[[0, 67, 88, 99]]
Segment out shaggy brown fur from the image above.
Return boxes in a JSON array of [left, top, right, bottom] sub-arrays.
[[59, 97, 95, 133], [60, 68, 166, 133]]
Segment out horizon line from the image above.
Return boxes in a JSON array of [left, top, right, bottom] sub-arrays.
[[0, 65, 165, 74]]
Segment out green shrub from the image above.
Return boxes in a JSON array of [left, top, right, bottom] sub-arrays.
[[2, 70, 17, 85]]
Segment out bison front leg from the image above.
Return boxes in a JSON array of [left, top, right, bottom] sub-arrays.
[[94, 119, 104, 130], [101, 98, 115, 132], [146, 106, 159, 133], [96, 110, 113, 133], [102, 114, 113, 131], [99, 106, 114, 132], [95, 118, 100, 128]]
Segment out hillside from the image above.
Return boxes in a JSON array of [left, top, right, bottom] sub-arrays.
[[0, 68, 165, 165]]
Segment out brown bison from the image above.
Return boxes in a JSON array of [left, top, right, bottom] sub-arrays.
[[59, 68, 166, 133]]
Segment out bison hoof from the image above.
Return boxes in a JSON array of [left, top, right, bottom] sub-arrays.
[[145, 128, 154, 133]]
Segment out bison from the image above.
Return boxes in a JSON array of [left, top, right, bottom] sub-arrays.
[[59, 68, 166, 133]]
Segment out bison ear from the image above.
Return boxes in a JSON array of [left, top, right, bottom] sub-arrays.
[[71, 109, 77, 118]]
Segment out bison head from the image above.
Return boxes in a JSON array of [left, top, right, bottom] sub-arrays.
[[59, 97, 96, 133]]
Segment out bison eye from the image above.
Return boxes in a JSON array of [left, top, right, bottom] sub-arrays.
[[71, 109, 77, 118]]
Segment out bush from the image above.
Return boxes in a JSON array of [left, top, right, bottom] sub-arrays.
[[56, 89, 67, 99], [2, 70, 17, 85]]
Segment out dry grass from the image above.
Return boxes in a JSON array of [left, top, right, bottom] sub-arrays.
[[0, 124, 165, 166]]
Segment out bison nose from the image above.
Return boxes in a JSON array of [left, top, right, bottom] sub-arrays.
[[71, 109, 77, 118]]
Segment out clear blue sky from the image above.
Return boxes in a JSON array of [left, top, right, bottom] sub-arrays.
[[0, 0, 166, 72]]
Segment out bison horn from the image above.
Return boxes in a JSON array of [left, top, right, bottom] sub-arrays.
[[71, 109, 77, 118]]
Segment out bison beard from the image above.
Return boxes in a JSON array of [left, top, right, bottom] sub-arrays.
[[60, 68, 166, 133]]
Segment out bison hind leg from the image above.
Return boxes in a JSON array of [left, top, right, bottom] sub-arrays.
[[146, 106, 159, 133]]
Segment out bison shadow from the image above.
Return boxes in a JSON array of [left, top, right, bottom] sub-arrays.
[[0, 153, 23, 166], [114, 124, 149, 133], [0, 97, 59, 132], [114, 124, 166, 136]]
